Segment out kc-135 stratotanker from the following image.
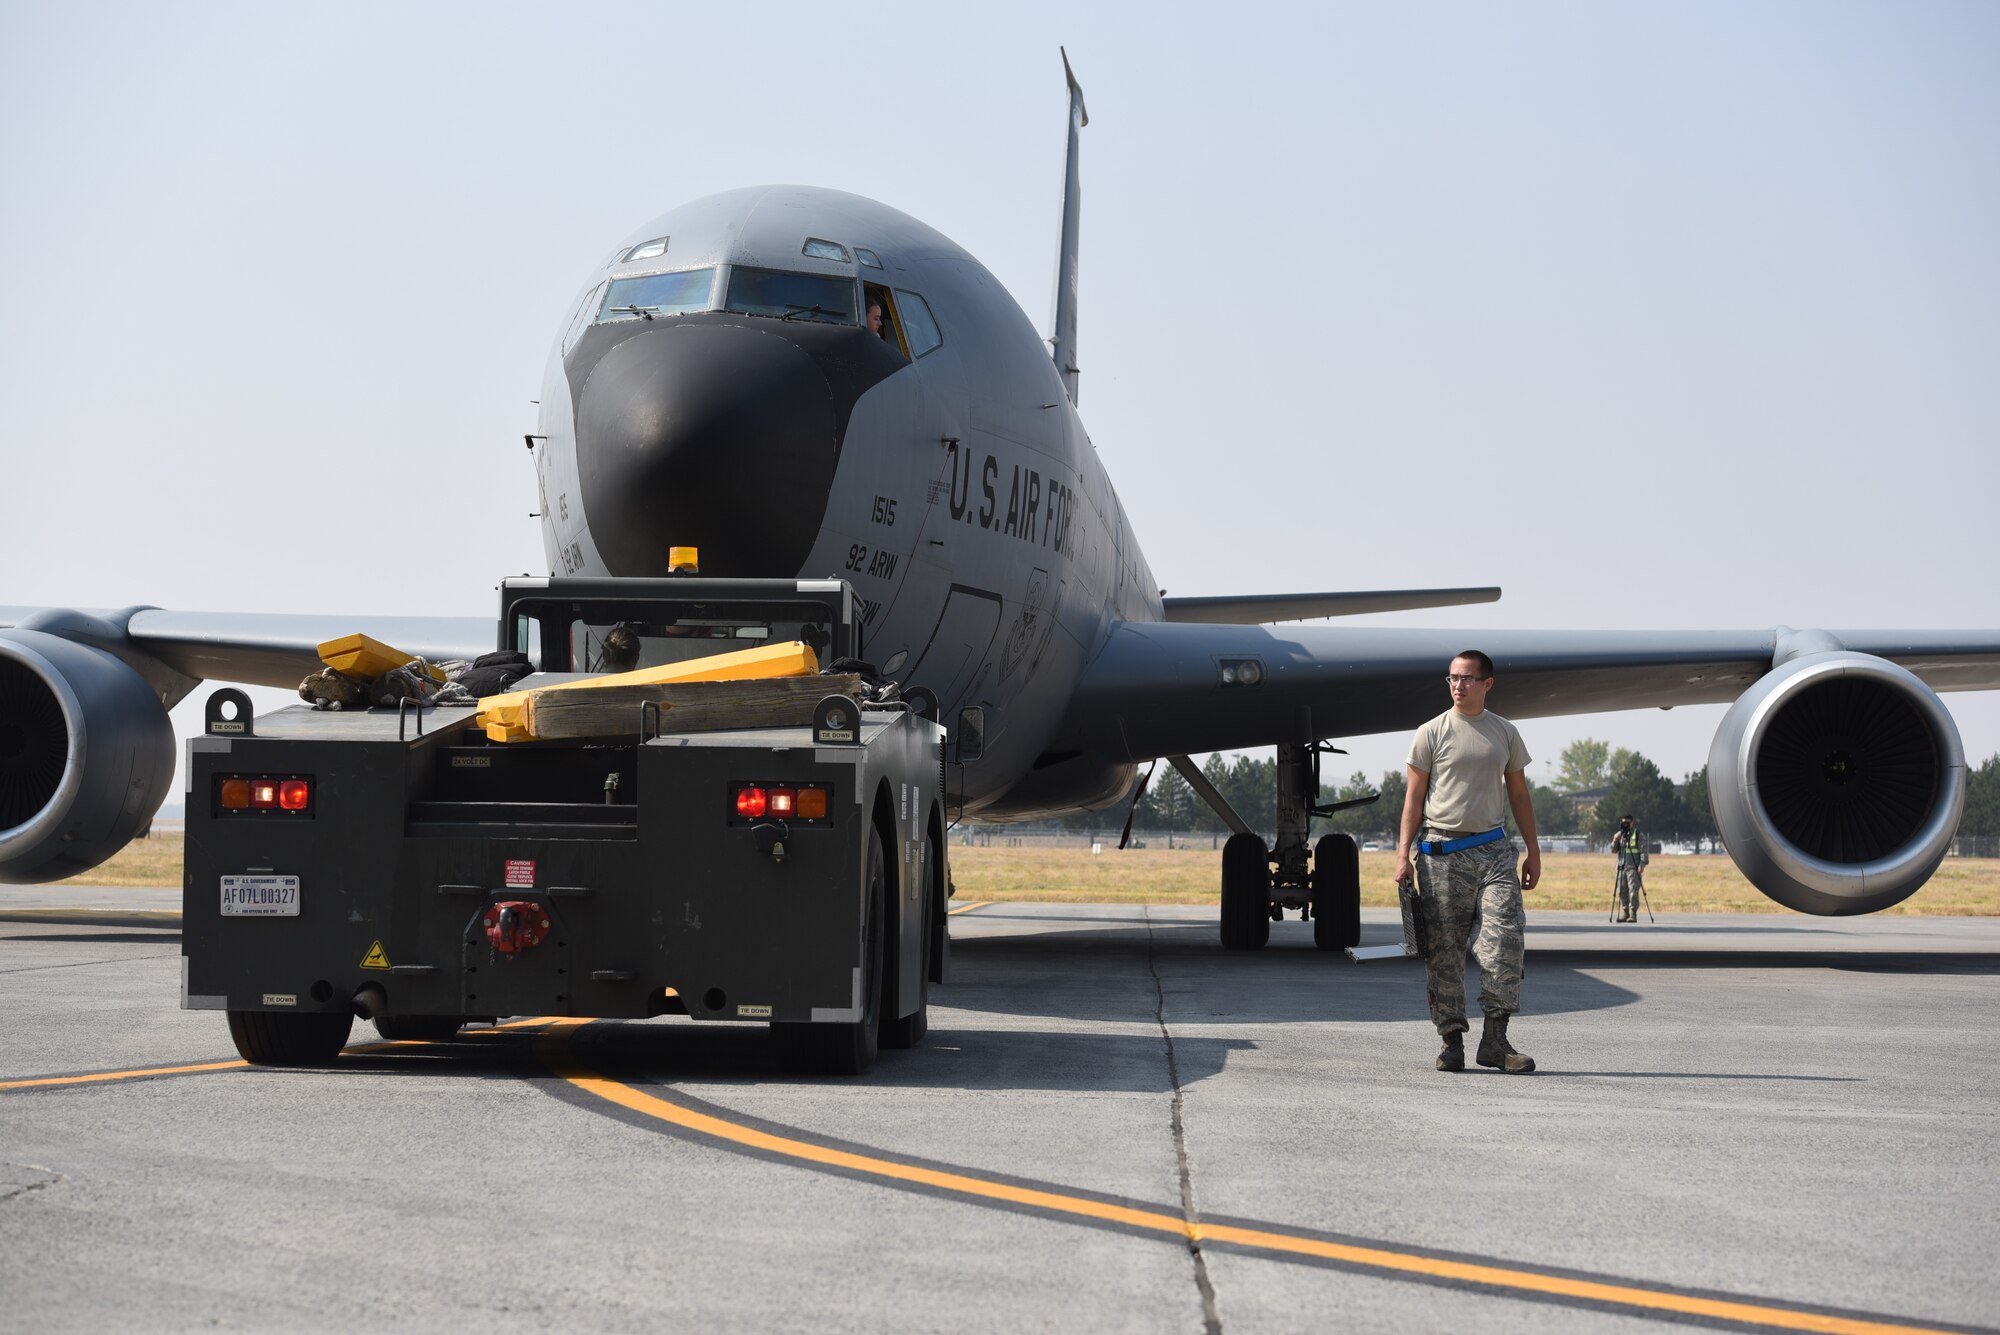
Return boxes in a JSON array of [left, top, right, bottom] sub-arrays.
[[5, 50, 1999, 957]]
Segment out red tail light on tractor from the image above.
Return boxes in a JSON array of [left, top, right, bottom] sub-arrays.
[[215, 775, 314, 817], [729, 782, 829, 825]]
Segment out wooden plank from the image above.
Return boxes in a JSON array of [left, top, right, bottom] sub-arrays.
[[519, 674, 866, 740], [478, 640, 818, 740]]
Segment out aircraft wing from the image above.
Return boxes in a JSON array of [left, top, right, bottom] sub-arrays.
[[1064, 620, 2000, 762], [1160, 587, 1501, 623], [0, 606, 498, 696]]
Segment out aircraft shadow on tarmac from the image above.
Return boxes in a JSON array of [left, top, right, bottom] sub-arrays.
[[331, 1011, 1878, 1094], [325, 936, 1958, 1091], [942, 925, 1644, 1027], [330, 1021, 1252, 1094], [945, 922, 2000, 1014], [1528, 922, 1858, 934], [1536, 1071, 1860, 1081], [1522, 948, 2000, 974]]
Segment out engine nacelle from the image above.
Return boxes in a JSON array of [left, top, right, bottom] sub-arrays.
[[1709, 649, 1965, 916], [0, 629, 176, 884]]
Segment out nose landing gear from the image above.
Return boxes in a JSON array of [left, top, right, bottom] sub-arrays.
[[1219, 830, 1272, 949], [1212, 741, 1371, 952], [1310, 831, 1361, 950]]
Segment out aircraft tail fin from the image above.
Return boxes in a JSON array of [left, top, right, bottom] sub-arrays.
[[1160, 587, 1502, 624], [1052, 47, 1087, 407]]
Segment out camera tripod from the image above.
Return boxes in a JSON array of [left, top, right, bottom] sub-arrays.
[[1608, 868, 1655, 924]]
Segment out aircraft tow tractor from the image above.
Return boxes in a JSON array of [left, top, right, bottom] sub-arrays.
[[179, 576, 950, 1075]]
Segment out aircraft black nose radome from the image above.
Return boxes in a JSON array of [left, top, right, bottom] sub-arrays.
[[572, 321, 854, 578]]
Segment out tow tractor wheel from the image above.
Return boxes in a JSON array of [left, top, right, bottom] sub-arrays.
[[373, 1015, 465, 1042], [1220, 832, 1272, 950], [774, 827, 887, 1074], [1311, 833, 1362, 951], [882, 831, 939, 1051], [226, 1008, 353, 1066]]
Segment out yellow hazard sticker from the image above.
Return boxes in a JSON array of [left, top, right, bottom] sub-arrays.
[[359, 940, 392, 970]]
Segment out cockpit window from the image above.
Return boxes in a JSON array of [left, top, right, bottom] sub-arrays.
[[855, 247, 883, 270], [562, 281, 606, 353], [622, 237, 669, 262], [724, 267, 858, 325], [895, 289, 943, 357], [597, 268, 714, 323]]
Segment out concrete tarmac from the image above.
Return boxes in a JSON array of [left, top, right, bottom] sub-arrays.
[[2, 895, 1995, 1333]]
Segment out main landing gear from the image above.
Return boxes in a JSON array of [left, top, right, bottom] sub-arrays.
[[1219, 742, 1366, 952]]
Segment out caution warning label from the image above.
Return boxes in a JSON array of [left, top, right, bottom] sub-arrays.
[[359, 940, 392, 970]]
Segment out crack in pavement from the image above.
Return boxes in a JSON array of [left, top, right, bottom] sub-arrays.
[[0, 951, 179, 976], [1145, 905, 1223, 1335], [0, 1162, 63, 1202]]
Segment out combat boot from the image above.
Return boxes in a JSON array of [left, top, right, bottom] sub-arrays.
[[1476, 1014, 1535, 1073], [1435, 1031, 1464, 1073]]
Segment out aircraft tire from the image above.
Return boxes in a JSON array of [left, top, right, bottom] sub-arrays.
[[882, 832, 938, 1050], [226, 1008, 354, 1066], [775, 828, 886, 1074], [1311, 833, 1362, 951], [1220, 832, 1271, 950], [373, 1015, 465, 1042]]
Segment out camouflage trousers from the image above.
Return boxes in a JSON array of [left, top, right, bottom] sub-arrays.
[[1616, 865, 1644, 916], [1415, 837, 1525, 1035]]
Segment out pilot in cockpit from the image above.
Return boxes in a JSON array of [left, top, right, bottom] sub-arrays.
[[866, 299, 905, 360]]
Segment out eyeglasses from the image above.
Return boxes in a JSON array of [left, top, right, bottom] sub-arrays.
[[1446, 674, 1489, 686]]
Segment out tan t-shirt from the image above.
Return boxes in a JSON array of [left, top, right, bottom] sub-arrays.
[[1406, 707, 1531, 836]]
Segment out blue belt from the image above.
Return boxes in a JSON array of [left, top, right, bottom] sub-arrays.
[[1417, 828, 1507, 856]]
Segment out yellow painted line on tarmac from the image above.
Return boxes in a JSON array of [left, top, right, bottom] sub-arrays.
[[947, 900, 992, 916], [0, 908, 182, 927], [558, 1064, 1183, 1232], [0, 1017, 564, 1090], [1188, 1222, 1953, 1335], [549, 1061, 1967, 1335], [0, 1058, 248, 1090]]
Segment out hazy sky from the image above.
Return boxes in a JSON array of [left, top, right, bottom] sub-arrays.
[[2, 1, 1996, 800]]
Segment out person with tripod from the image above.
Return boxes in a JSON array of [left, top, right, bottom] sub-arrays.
[[1611, 814, 1648, 923]]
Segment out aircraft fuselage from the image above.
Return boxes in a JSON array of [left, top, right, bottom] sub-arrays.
[[534, 186, 1160, 819]]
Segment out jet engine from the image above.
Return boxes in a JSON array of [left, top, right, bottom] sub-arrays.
[[1708, 648, 1966, 916], [0, 628, 177, 884]]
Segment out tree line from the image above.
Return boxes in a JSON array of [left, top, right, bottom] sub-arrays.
[[1075, 743, 2000, 851]]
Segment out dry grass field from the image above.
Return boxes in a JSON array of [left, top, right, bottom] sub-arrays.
[[944, 846, 2000, 916], [61, 837, 2000, 915], [55, 836, 186, 889]]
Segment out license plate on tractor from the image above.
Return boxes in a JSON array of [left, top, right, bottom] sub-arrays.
[[219, 874, 300, 917]]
